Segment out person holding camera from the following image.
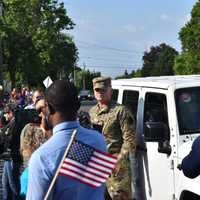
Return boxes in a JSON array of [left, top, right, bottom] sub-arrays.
[[35, 97, 52, 139], [25, 89, 43, 110]]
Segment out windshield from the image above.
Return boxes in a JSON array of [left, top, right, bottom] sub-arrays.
[[79, 90, 90, 95], [175, 87, 200, 135]]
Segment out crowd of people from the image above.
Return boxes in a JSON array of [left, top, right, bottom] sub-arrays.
[[0, 87, 52, 200]]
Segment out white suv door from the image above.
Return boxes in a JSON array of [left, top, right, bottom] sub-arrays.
[[141, 88, 175, 200]]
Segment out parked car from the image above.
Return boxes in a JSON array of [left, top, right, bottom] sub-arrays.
[[78, 90, 94, 101]]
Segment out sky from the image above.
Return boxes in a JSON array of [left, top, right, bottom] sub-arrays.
[[64, 0, 197, 78]]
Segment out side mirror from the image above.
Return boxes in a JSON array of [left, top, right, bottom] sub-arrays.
[[144, 121, 167, 142], [158, 140, 171, 156]]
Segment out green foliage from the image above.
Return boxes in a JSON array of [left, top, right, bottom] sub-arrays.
[[0, 0, 78, 87], [115, 69, 142, 79], [175, 0, 200, 75], [141, 43, 178, 77], [179, 1, 200, 52], [75, 69, 101, 91], [115, 70, 130, 79], [115, 70, 131, 79], [174, 52, 200, 75], [134, 69, 142, 77]]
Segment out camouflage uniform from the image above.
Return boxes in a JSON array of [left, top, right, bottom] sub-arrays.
[[90, 78, 136, 200]]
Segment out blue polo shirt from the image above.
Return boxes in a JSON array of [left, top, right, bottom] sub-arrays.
[[26, 121, 107, 200]]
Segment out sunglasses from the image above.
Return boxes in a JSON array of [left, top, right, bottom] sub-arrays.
[[35, 96, 44, 104], [36, 106, 45, 114], [94, 88, 107, 92]]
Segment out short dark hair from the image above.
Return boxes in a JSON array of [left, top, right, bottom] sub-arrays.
[[3, 103, 16, 114], [46, 80, 80, 114]]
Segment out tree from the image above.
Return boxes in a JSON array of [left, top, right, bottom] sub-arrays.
[[134, 69, 142, 77], [141, 43, 178, 77], [174, 52, 200, 75], [115, 70, 130, 79], [174, 0, 200, 74], [115, 69, 142, 79], [0, 0, 78, 87], [76, 69, 101, 91]]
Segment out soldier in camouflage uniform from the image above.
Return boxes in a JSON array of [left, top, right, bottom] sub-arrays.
[[89, 77, 136, 200]]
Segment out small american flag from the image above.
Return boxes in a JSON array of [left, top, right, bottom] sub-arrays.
[[59, 140, 117, 187]]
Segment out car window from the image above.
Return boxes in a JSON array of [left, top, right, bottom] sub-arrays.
[[175, 87, 200, 134], [122, 90, 139, 122], [112, 89, 118, 102], [144, 93, 168, 124], [144, 92, 170, 142], [79, 90, 90, 95]]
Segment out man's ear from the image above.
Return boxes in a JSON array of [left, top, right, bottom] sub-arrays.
[[47, 103, 55, 115]]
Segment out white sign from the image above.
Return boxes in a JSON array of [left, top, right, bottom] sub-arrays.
[[43, 76, 53, 88]]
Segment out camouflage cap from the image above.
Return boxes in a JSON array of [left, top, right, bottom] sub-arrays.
[[92, 76, 111, 90]]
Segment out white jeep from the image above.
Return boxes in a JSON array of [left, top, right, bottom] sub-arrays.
[[112, 75, 200, 200]]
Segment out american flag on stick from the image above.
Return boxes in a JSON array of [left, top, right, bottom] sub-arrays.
[[59, 140, 117, 187]]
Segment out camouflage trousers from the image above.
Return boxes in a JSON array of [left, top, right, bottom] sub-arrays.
[[107, 156, 132, 200]]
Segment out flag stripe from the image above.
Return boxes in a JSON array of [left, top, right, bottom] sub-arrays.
[[91, 156, 115, 168], [90, 159, 114, 170], [88, 161, 112, 173], [64, 158, 110, 176], [61, 164, 106, 183], [63, 161, 109, 179], [93, 151, 117, 163], [95, 149, 117, 159], [59, 170, 101, 188]]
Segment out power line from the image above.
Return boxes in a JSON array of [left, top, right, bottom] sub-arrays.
[[78, 45, 142, 56], [77, 40, 143, 55], [80, 65, 141, 69], [82, 63, 142, 66], [79, 56, 142, 63], [79, 52, 140, 60]]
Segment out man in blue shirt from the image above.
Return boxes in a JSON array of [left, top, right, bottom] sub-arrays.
[[26, 80, 107, 200]]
